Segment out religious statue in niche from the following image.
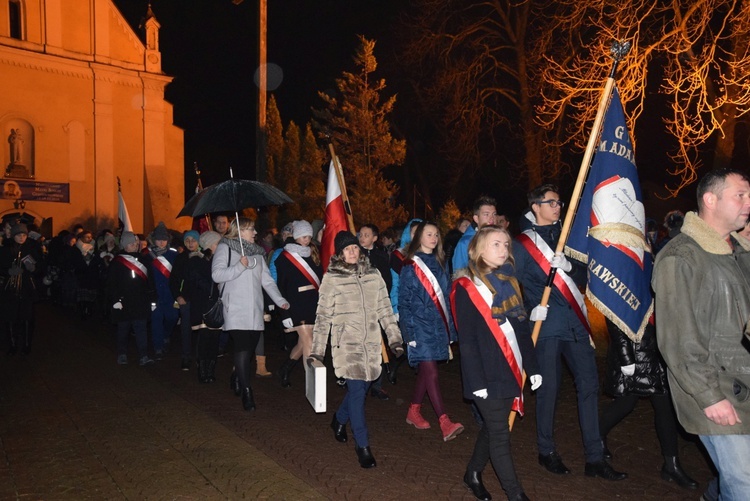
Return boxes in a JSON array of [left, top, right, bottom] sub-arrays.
[[6, 127, 32, 178]]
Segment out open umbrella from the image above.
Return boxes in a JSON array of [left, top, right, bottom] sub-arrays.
[[176, 169, 293, 256], [177, 178, 293, 218]]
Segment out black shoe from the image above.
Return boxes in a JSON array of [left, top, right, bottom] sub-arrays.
[[538, 452, 571, 475], [330, 415, 348, 443], [585, 460, 627, 481], [370, 388, 390, 400], [230, 369, 241, 396], [602, 438, 612, 460], [279, 358, 298, 388], [463, 470, 492, 501], [661, 456, 698, 490], [509, 494, 530, 501], [181, 358, 190, 371], [241, 387, 256, 411], [206, 360, 216, 383], [198, 360, 208, 383], [355, 445, 376, 468]]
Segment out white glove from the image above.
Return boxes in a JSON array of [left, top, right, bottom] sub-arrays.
[[621, 364, 636, 376], [550, 252, 573, 272], [112, 301, 123, 310], [282, 318, 294, 329], [473, 389, 488, 399], [394, 313, 399, 322], [408, 340, 417, 347], [530, 305, 548, 322], [151, 303, 157, 311], [530, 374, 542, 391]]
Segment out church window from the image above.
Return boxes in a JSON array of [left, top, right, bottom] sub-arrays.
[[9, 0, 23, 40]]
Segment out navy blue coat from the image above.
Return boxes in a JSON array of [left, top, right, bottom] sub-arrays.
[[453, 282, 539, 401], [512, 223, 589, 342], [398, 252, 457, 366]]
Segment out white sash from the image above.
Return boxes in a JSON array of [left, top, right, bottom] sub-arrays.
[[474, 278, 523, 372], [522, 229, 589, 321], [288, 252, 321, 287], [412, 255, 450, 325], [119, 254, 148, 277], [156, 255, 173, 273]]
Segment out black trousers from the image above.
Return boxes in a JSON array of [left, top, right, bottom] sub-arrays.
[[467, 397, 523, 499], [599, 393, 678, 457]]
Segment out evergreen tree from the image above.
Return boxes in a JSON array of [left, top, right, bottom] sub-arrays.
[[437, 198, 462, 237], [264, 94, 284, 228], [312, 36, 406, 231], [297, 123, 326, 221]]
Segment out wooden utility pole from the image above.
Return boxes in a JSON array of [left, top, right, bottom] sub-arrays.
[[255, 0, 267, 182]]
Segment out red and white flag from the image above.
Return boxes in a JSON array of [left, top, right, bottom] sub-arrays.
[[321, 159, 350, 271], [118, 190, 133, 232]]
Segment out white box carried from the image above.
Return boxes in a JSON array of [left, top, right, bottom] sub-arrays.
[[305, 358, 327, 413]]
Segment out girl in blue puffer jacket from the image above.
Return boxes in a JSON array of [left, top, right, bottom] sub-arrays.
[[399, 221, 464, 442]]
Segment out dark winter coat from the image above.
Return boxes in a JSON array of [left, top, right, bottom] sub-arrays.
[[276, 249, 323, 325], [149, 247, 178, 307], [0, 238, 44, 321], [398, 251, 457, 366], [311, 254, 402, 381], [169, 250, 191, 301], [604, 319, 667, 397], [452, 274, 540, 401], [512, 217, 589, 342], [106, 252, 155, 323], [181, 251, 215, 327], [361, 245, 392, 294]]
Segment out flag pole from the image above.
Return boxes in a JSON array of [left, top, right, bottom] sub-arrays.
[[327, 143, 356, 234], [510, 40, 631, 430], [194, 162, 212, 231]]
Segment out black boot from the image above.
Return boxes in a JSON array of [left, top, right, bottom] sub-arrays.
[[661, 456, 698, 490], [602, 438, 613, 460], [463, 470, 492, 500], [206, 360, 217, 383], [330, 415, 348, 443], [355, 445, 376, 468], [230, 369, 241, 396], [198, 360, 209, 383], [242, 387, 256, 411], [20, 321, 32, 356], [279, 358, 298, 388]]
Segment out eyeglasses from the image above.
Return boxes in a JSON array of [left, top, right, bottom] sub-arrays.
[[537, 199, 564, 209]]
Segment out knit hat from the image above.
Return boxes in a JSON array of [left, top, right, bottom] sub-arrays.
[[334, 231, 359, 256], [120, 231, 138, 250], [199, 231, 222, 250], [11, 223, 28, 237], [183, 230, 200, 243], [152, 221, 170, 241], [293, 220, 313, 240], [281, 221, 295, 236]]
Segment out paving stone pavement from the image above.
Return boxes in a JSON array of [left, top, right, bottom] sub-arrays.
[[0, 302, 713, 500]]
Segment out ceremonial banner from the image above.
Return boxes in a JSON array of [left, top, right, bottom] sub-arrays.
[[118, 190, 133, 232], [321, 159, 349, 271], [565, 86, 653, 342]]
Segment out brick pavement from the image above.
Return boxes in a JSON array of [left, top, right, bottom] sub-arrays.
[[0, 303, 712, 500]]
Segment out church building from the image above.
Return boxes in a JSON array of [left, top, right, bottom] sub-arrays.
[[0, 0, 186, 234]]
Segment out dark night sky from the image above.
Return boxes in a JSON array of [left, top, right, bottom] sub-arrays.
[[113, 0, 404, 197]]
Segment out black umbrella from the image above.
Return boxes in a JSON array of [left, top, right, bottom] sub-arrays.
[[177, 171, 293, 256], [177, 178, 293, 219]]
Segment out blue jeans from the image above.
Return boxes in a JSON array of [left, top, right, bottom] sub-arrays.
[[151, 303, 179, 352], [117, 319, 148, 358], [336, 380, 369, 447], [699, 434, 750, 500], [535, 337, 603, 462]]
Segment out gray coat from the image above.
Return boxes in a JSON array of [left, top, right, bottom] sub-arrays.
[[211, 241, 286, 331], [653, 211, 750, 435], [311, 254, 402, 381]]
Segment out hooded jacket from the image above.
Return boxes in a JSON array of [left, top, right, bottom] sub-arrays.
[[652, 211, 750, 435], [311, 253, 402, 381]]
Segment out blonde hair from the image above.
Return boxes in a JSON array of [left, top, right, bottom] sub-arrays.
[[225, 217, 255, 239], [466, 225, 514, 280]]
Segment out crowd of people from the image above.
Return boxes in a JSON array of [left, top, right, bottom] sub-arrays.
[[2, 169, 749, 500]]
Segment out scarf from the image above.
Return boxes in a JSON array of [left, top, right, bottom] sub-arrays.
[[284, 242, 312, 257], [223, 237, 266, 257], [150, 245, 169, 258], [477, 263, 527, 324]]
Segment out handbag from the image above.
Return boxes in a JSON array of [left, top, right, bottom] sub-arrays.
[[203, 246, 231, 329]]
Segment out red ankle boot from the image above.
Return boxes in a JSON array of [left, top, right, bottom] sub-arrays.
[[406, 403, 431, 429], [439, 414, 464, 441]]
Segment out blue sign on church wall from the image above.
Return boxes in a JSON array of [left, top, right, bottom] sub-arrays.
[[1, 179, 70, 203]]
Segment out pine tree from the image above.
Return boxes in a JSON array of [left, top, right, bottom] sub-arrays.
[[312, 36, 406, 230], [437, 199, 462, 237], [264, 94, 284, 228]]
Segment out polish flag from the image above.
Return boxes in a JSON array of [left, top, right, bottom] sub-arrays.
[[321, 159, 350, 271], [118, 190, 133, 232]]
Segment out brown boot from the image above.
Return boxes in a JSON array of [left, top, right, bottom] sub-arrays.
[[255, 355, 272, 377]]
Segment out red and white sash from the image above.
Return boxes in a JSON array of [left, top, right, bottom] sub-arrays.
[[114, 254, 148, 282], [392, 249, 405, 263], [407, 255, 451, 337], [152, 255, 173, 279], [517, 231, 592, 335], [451, 276, 526, 414], [281, 250, 321, 290]]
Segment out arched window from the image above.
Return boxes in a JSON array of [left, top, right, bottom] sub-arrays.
[[9, 0, 23, 40]]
